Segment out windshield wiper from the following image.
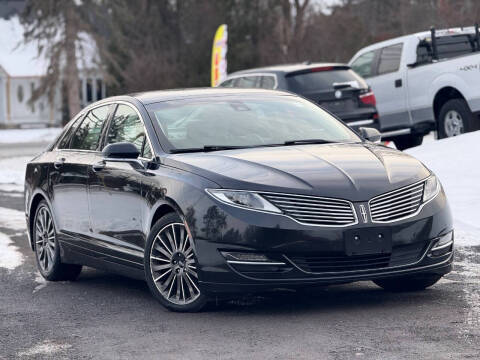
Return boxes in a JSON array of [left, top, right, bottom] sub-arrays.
[[170, 145, 254, 154], [283, 139, 337, 145]]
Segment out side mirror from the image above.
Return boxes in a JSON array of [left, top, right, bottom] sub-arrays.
[[359, 127, 382, 143], [103, 142, 140, 159]]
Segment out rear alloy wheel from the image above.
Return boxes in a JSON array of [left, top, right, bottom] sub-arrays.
[[373, 274, 442, 292], [34, 200, 82, 281], [145, 213, 207, 312], [438, 99, 478, 139]]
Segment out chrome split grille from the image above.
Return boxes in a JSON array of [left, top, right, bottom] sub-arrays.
[[261, 193, 356, 226], [369, 181, 425, 222]]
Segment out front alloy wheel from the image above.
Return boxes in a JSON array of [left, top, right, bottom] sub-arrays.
[[145, 213, 207, 312]]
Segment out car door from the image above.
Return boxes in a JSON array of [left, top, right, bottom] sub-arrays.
[[87, 103, 154, 264], [50, 105, 111, 244], [354, 44, 409, 131]]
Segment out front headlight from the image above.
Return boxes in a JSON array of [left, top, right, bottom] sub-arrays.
[[423, 175, 440, 203], [206, 189, 281, 213]]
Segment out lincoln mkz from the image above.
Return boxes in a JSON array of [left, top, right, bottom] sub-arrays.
[[25, 88, 454, 312]]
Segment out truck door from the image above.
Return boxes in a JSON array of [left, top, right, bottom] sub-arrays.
[[352, 43, 410, 131]]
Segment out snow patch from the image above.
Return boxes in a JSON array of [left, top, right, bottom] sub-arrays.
[[0, 128, 61, 145], [33, 271, 47, 294], [0, 206, 27, 232], [0, 156, 31, 187], [0, 232, 23, 270], [17, 340, 72, 357], [406, 131, 480, 246]]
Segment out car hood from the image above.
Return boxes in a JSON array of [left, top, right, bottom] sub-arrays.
[[164, 143, 430, 201]]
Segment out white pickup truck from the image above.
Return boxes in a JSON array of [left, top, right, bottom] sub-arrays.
[[349, 26, 480, 149]]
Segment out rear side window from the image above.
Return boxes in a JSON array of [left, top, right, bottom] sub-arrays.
[[235, 76, 260, 88], [218, 79, 235, 88], [260, 76, 276, 89], [377, 44, 403, 75], [350, 51, 376, 78], [286, 69, 367, 93], [57, 116, 83, 149], [70, 105, 112, 150], [106, 104, 152, 158]]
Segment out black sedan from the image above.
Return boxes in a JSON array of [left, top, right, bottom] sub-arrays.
[[25, 88, 454, 312]]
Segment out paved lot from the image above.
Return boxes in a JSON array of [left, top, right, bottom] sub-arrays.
[[0, 143, 479, 359]]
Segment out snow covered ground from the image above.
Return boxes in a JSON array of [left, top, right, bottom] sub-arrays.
[[406, 131, 480, 246], [0, 128, 61, 144]]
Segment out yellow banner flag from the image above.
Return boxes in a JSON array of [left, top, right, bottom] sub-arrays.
[[211, 24, 228, 87]]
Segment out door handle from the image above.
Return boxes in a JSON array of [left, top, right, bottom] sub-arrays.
[[92, 160, 106, 172], [54, 157, 65, 169], [395, 79, 402, 88]]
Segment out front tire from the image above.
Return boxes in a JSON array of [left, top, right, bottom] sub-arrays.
[[33, 200, 82, 281], [373, 274, 442, 292], [438, 99, 478, 138], [144, 213, 208, 312]]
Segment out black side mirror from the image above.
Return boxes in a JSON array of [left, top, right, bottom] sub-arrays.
[[103, 142, 140, 159], [359, 127, 381, 143]]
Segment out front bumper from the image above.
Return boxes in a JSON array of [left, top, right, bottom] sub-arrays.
[[191, 190, 453, 294]]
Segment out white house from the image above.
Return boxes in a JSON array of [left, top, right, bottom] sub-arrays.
[[0, 16, 106, 128]]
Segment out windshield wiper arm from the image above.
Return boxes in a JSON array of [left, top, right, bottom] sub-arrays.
[[284, 139, 336, 145], [170, 145, 252, 154]]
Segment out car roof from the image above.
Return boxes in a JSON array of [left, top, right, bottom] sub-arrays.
[[228, 62, 349, 76], [98, 88, 294, 106]]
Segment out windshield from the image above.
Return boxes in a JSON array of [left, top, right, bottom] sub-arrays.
[[147, 96, 360, 152]]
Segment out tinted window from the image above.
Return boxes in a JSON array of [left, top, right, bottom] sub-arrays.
[[218, 79, 235, 88], [106, 104, 152, 158], [286, 69, 367, 93], [70, 105, 111, 150], [350, 51, 376, 78], [149, 96, 360, 151], [58, 116, 83, 149], [235, 76, 259, 88], [378, 44, 402, 75], [260, 76, 275, 89]]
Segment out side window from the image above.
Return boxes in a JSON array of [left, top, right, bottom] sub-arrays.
[[70, 105, 111, 150], [350, 51, 376, 78], [57, 116, 83, 149], [260, 76, 275, 89], [377, 44, 403, 75], [235, 76, 259, 88], [218, 79, 235, 88], [106, 104, 152, 158]]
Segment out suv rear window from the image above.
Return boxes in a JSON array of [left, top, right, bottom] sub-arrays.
[[286, 69, 367, 93]]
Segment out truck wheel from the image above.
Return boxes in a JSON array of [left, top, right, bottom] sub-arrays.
[[438, 99, 478, 139], [393, 134, 423, 151]]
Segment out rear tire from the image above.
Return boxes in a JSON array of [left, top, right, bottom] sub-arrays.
[[438, 99, 478, 139], [393, 134, 423, 150], [373, 274, 442, 292], [33, 200, 82, 281], [144, 212, 208, 312]]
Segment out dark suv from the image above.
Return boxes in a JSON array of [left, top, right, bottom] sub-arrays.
[[219, 63, 379, 132]]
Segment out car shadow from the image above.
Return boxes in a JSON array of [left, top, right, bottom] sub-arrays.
[[72, 267, 446, 316]]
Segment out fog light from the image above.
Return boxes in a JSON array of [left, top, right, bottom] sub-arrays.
[[430, 231, 453, 256], [221, 251, 285, 265]]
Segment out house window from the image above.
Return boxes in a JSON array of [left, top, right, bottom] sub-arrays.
[[17, 85, 24, 103], [96, 79, 103, 101], [86, 78, 93, 103]]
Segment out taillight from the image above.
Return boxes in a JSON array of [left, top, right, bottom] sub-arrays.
[[359, 91, 376, 106]]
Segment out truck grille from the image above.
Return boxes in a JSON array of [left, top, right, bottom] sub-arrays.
[[369, 181, 425, 222], [261, 193, 356, 226]]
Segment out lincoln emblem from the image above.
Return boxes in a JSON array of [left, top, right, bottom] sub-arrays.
[[360, 204, 368, 223]]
